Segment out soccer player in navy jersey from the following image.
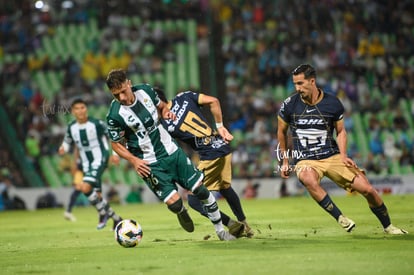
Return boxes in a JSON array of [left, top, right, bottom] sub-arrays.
[[156, 88, 252, 237], [277, 64, 407, 234]]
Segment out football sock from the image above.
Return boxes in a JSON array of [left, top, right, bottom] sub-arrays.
[[219, 187, 246, 222], [107, 207, 121, 221], [318, 194, 342, 220], [202, 192, 225, 232], [193, 185, 225, 231], [87, 190, 107, 216], [370, 203, 391, 228], [187, 194, 231, 225], [67, 189, 81, 212]]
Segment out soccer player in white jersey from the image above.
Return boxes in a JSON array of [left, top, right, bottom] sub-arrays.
[[105, 68, 235, 241], [59, 98, 122, 230], [277, 64, 407, 234]]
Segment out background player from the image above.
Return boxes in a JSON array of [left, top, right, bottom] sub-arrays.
[[63, 147, 82, 222], [156, 88, 252, 237], [59, 98, 122, 230], [277, 64, 407, 234]]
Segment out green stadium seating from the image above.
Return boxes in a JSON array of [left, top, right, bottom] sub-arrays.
[[39, 156, 62, 187]]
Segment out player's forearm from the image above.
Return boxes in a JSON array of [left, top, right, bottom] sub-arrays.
[[336, 130, 348, 157], [111, 142, 137, 163], [277, 118, 290, 163], [209, 98, 223, 126]]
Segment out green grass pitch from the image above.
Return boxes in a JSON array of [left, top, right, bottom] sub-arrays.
[[1, 194, 413, 275]]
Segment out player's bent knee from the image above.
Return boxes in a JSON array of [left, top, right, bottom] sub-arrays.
[[87, 190, 99, 204], [192, 184, 210, 200], [167, 198, 183, 214]]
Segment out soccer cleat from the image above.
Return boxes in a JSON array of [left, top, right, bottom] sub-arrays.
[[217, 230, 236, 241], [97, 214, 109, 230], [384, 224, 408, 235], [112, 217, 123, 231], [242, 221, 255, 237], [338, 215, 356, 232], [177, 208, 194, 232], [63, 211, 76, 222], [228, 221, 245, 238]]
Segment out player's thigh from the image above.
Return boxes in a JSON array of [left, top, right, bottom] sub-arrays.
[[83, 163, 106, 191], [295, 160, 323, 185], [348, 173, 377, 195], [171, 149, 204, 191], [323, 155, 362, 191], [73, 170, 83, 190], [143, 166, 177, 202], [198, 154, 231, 191]]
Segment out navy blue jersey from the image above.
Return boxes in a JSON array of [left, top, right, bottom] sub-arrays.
[[160, 91, 231, 160], [278, 91, 343, 162]]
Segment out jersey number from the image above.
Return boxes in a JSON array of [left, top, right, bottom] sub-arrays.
[[179, 111, 212, 138]]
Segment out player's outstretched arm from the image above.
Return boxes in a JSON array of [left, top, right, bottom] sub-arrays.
[[199, 94, 233, 142]]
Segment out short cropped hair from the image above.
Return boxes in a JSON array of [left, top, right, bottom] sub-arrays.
[[71, 98, 87, 108], [106, 69, 128, 90], [292, 64, 316, 79], [153, 87, 168, 103]]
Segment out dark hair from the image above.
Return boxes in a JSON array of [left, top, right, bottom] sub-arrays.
[[71, 98, 87, 108], [153, 87, 167, 103], [292, 64, 316, 79], [106, 68, 127, 90]]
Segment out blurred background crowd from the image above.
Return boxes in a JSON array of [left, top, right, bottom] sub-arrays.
[[0, 0, 413, 191]]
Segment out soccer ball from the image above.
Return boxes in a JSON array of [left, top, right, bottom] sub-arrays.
[[114, 219, 143, 248]]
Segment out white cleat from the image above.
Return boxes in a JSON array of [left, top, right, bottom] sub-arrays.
[[64, 211, 76, 222], [217, 230, 236, 241], [338, 215, 356, 232], [384, 224, 408, 235]]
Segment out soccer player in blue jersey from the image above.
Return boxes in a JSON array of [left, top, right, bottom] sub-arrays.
[[105, 69, 235, 241], [277, 64, 407, 234], [156, 88, 252, 237], [59, 98, 123, 230]]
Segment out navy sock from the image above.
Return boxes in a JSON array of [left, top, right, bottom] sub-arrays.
[[67, 189, 81, 212], [219, 187, 246, 222], [318, 194, 342, 220], [370, 203, 391, 228]]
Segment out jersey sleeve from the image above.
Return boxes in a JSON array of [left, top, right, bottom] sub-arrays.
[[106, 104, 125, 142], [61, 124, 73, 153], [278, 97, 292, 123], [144, 84, 160, 106], [97, 119, 109, 137], [332, 97, 345, 121]]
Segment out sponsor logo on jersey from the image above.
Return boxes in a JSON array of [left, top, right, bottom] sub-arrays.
[[296, 118, 325, 125]]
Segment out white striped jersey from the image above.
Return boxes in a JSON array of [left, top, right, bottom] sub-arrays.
[[106, 84, 178, 163], [61, 117, 110, 169]]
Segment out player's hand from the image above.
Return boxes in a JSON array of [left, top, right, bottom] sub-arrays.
[[217, 127, 233, 143], [131, 157, 151, 178], [342, 156, 357, 168], [164, 110, 176, 121], [280, 163, 291, 179], [58, 146, 65, 155]]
